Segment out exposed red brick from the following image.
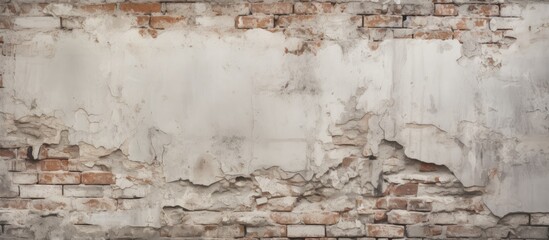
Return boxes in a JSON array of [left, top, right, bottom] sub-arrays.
[[120, 3, 161, 14], [270, 212, 300, 224], [363, 15, 402, 28], [150, 16, 186, 29], [0, 148, 16, 159], [435, 4, 458, 16], [408, 198, 433, 212], [376, 197, 408, 210], [236, 15, 274, 29], [31, 199, 68, 211], [367, 224, 405, 238], [246, 226, 287, 237], [39, 172, 81, 185], [40, 159, 69, 171], [419, 162, 439, 172], [135, 16, 150, 27], [414, 30, 453, 40], [81, 172, 115, 185], [300, 212, 339, 225], [139, 28, 158, 38], [294, 2, 334, 14], [79, 4, 116, 14], [0, 199, 30, 209], [388, 210, 428, 224], [251, 3, 293, 15], [374, 210, 388, 223], [391, 183, 419, 196], [452, 18, 489, 30], [17, 147, 31, 160]]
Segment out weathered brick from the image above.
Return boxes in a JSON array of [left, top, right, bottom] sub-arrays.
[[271, 212, 300, 224], [81, 172, 115, 185], [515, 226, 549, 239], [414, 30, 453, 40], [300, 212, 340, 225], [79, 4, 116, 14], [367, 224, 404, 238], [251, 3, 293, 15], [236, 15, 273, 29], [259, 196, 297, 212], [336, 2, 385, 15], [390, 183, 418, 196], [489, 17, 520, 30], [150, 16, 187, 29], [532, 213, 549, 225], [20, 185, 62, 198], [499, 213, 529, 226], [389, 2, 433, 16], [452, 17, 490, 30], [63, 185, 105, 198], [7, 160, 26, 172], [429, 211, 469, 224], [39, 172, 80, 185], [246, 225, 286, 237], [435, 4, 458, 16], [387, 210, 428, 224], [73, 198, 117, 212], [134, 16, 150, 28], [406, 224, 443, 237], [376, 197, 407, 210], [0, 148, 16, 159], [408, 198, 432, 212], [40, 159, 69, 171], [0, 199, 30, 209], [363, 15, 402, 28], [446, 225, 483, 237], [500, 4, 522, 17], [13, 17, 60, 29], [453, 30, 502, 43], [294, 2, 334, 14], [61, 17, 84, 29], [30, 198, 70, 211], [458, 4, 499, 16], [11, 172, 37, 184], [120, 3, 161, 14], [287, 225, 325, 237]]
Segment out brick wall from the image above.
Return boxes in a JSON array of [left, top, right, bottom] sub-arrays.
[[1, 0, 548, 239]]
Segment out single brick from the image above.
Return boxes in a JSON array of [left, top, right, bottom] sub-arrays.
[[287, 225, 325, 237], [11, 172, 38, 184], [134, 16, 150, 28], [63, 185, 105, 198], [7, 160, 26, 172], [406, 224, 443, 237], [419, 162, 439, 172], [435, 4, 458, 16], [0, 148, 16, 159], [150, 16, 187, 29], [408, 198, 432, 212], [363, 15, 402, 28], [499, 213, 529, 226], [453, 30, 503, 43], [81, 172, 115, 185], [120, 3, 161, 14], [452, 17, 490, 30], [251, 3, 293, 15], [31, 199, 70, 211], [235, 15, 274, 29], [414, 30, 453, 40], [39, 172, 81, 185], [20, 185, 62, 198], [246, 226, 287, 237], [13, 17, 60, 29], [79, 4, 116, 14], [0, 199, 30, 209], [270, 212, 300, 225], [40, 159, 68, 171], [515, 226, 549, 239], [389, 2, 433, 16], [367, 224, 405, 238], [446, 225, 483, 237], [531, 213, 549, 225], [458, 4, 499, 16], [300, 212, 340, 225], [500, 4, 522, 17], [387, 210, 428, 224], [294, 2, 334, 14], [73, 198, 117, 212], [391, 183, 418, 196], [376, 197, 407, 210], [336, 2, 385, 15]]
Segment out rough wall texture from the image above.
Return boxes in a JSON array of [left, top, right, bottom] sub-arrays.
[[0, 0, 549, 239]]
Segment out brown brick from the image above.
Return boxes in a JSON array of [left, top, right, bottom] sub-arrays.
[[236, 15, 274, 29], [79, 4, 116, 14], [367, 224, 404, 238], [452, 18, 489, 30], [30, 199, 70, 211], [294, 2, 334, 14], [364, 15, 402, 28], [419, 162, 439, 172], [150, 16, 186, 29], [271, 212, 300, 224], [39, 172, 81, 185], [446, 225, 482, 237], [391, 183, 418, 196], [387, 210, 428, 224], [40, 159, 69, 171], [81, 172, 115, 185], [251, 3, 293, 15], [435, 4, 458, 16], [376, 197, 407, 210], [374, 210, 388, 223], [135, 16, 150, 28], [408, 199, 432, 212], [300, 212, 339, 225], [120, 3, 161, 14], [0, 148, 16, 159], [459, 4, 499, 16], [0, 199, 30, 209], [414, 30, 453, 40]]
